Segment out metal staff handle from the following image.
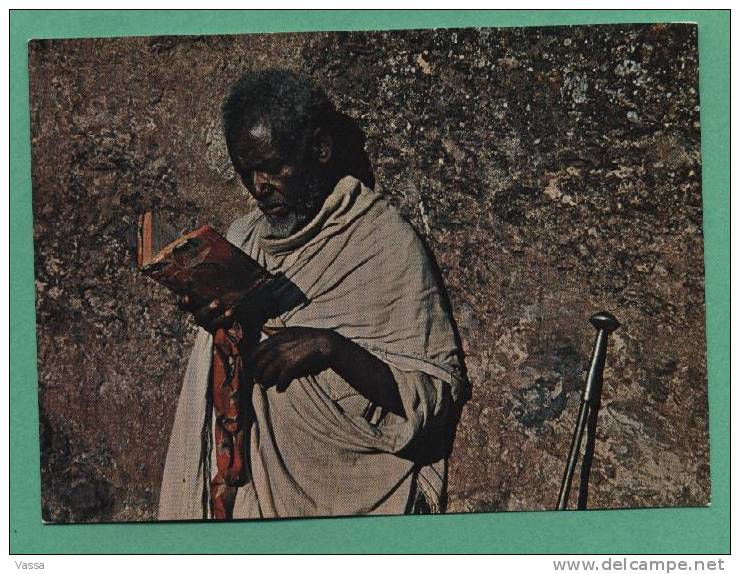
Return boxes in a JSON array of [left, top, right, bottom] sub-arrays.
[[556, 312, 620, 510]]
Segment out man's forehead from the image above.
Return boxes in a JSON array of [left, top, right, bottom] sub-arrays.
[[234, 118, 280, 163], [232, 114, 306, 167], [247, 118, 272, 143]]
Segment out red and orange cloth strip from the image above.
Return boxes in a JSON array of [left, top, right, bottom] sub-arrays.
[[210, 323, 249, 519]]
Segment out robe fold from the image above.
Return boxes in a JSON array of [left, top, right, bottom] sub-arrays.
[[159, 175, 466, 520]]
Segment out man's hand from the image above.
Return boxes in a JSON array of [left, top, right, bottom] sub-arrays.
[[252, 326, 406, 418], [178, 294, 255, 334], [179, 296, 406, 416], [251, 326, 334, 391]]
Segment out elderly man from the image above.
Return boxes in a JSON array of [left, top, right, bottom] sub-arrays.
[[159, 69, 467, 520]]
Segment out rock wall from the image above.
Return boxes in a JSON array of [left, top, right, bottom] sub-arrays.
[[29, 24, 708, 522]]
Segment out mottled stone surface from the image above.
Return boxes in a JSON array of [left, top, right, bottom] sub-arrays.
[[30, 24, 708, 522]]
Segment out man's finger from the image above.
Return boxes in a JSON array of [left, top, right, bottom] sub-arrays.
[[194, 300, 223, 328], [275, 372, 294, 392], [252, 340, 280, 378], [255, 348, 284, 380], [209, 308, 235, 331], [193, 307, 213, 326], [261, 324, 285, 337], [207, 310, 238, 333], [255, 360, 281, 388], [251, 336, 282, 363], [265, 362, 295, 391], [257, 345, 297, 385], [177, 294, 196, 311]]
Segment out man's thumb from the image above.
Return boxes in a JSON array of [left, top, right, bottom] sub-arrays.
[[261, 324, 284, 337]]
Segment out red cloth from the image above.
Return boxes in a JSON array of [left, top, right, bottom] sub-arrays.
[[210, 323, 249, 519]]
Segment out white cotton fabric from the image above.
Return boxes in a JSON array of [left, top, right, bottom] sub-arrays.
[[159, 176, 465, 520]]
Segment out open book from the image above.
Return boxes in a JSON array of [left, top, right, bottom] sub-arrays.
[[137, 212, 276, 315]]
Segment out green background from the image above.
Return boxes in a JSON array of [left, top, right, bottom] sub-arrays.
[[10, 10, 730, 554]]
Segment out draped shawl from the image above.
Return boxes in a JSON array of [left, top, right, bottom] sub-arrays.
[[159, 176, 465, 519]]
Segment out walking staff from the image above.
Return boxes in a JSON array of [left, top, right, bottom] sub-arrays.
[[556, 312, 620, 510]]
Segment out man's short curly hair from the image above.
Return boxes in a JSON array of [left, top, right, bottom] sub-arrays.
[[222, 69, 336, 166]]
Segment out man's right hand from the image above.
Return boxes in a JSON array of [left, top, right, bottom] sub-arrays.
[[178, 295, 238, 333]]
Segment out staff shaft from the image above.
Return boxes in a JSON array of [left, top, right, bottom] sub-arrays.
[[556, 312, 619, 510]]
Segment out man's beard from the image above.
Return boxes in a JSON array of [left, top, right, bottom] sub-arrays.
[[262, 176, 328, 240], [263, 211, 305, 239]]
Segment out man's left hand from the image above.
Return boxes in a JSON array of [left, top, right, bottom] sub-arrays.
[[251, 326, 336, 391], [252, 325, 405, 416]]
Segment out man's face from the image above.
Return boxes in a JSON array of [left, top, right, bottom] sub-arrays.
[[232, 119, 324, 239]]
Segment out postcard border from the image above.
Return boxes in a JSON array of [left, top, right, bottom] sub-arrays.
[[9, 9, 730, 554]]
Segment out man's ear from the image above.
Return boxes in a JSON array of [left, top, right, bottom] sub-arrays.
[[312, 127, 333, 164]]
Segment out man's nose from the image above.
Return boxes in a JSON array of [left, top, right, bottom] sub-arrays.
[[252, 171, 273, 198]]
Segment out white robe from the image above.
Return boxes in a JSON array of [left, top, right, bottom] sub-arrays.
[[159, 176, 466, 519]]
